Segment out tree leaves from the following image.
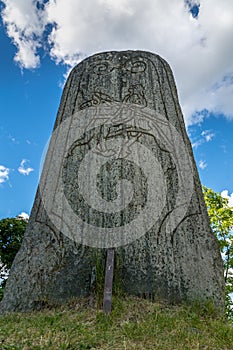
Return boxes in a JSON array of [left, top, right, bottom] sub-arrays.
[[203, 186, 233, 319], [0, 217, 27, 281]]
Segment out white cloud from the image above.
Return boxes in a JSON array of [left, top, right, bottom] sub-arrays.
[[18, 159, 34, 176], [1, 0, 46, 69], [191, 128, 215, 148], [201, 130, 215, 142], [221, 190, 233, 207], [198, 160, 207, 170], [17, 212, 29, 220], [8, 134, 18, 143], [1, 0, 233, 124], [192, 139, 204, 149], [0, 165, 10, 184]]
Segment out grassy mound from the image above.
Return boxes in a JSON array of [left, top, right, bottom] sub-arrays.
[[0, 296, 232, 349]]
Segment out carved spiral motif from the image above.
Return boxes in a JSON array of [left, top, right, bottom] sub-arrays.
[[39, 102, 193, 248]]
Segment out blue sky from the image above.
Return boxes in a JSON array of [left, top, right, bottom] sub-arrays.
[[0, 17, 66, 217], [0, 0, 233, 218]]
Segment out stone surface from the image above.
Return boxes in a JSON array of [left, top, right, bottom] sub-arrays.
[[0, 51, 225, 312]]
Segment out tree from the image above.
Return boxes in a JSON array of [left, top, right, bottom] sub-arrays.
[[203, 186, 233, 318], [0, 216, 27, 289]]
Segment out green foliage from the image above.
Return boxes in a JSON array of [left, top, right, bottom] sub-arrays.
[[0, 296, 232, 349], [202, 186, 233, 319], [0, 217, 27, 271], [0, 216, 27, 297]]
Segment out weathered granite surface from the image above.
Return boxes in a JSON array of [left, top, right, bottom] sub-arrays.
[[0, 51, 225, 312]]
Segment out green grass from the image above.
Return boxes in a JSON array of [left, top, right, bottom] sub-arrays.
[[0, 296, 232, 350]]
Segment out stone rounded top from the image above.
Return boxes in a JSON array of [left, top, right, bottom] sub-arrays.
[[69, 49, 172, 77]]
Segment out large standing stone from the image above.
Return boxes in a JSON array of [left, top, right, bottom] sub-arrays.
[[0, 51, 224, 312]]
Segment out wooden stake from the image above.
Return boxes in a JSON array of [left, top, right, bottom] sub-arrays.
[[103, 248, 115, 313]]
